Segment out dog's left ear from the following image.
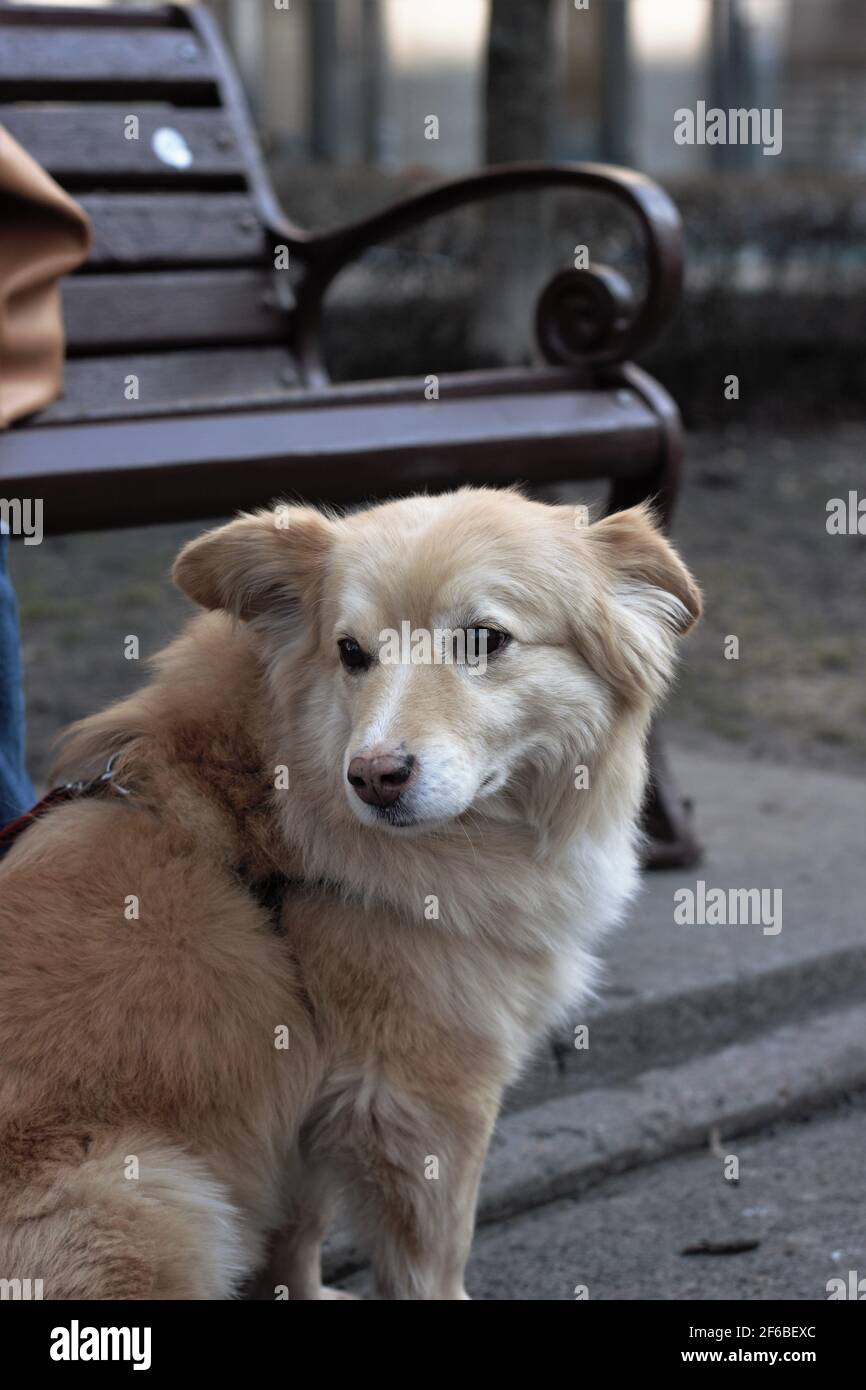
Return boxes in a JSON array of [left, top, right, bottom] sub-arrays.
[[172, 505, 334, 621], [587, 504, 702, 636], [567, 503, 701, 705]]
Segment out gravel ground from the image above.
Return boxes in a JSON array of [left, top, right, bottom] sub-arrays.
[[664, 422, 866, 773]]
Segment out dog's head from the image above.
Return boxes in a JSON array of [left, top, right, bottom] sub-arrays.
[[174, 489, 700, 839]]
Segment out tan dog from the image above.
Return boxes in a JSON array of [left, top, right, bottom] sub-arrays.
[[0, 488, 700, 1300]]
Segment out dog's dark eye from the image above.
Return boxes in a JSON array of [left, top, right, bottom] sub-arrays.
[[338, 637, 370, 672], [476, 627, 510, 658]]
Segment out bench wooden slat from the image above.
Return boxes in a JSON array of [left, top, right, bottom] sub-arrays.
[[0, 107, 246, 182], [31, 348, 300, 424], [0, 25, 217, 98], [0, 5, 178, 28], [61, 271, 289, 352], [78, 194, 266, 267], [30, 359, 590, 427], [2, 389, 660, 533]]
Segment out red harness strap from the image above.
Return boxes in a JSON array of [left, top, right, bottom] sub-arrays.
[[0, 757, 129, 862], [0, 786, 78, 857]]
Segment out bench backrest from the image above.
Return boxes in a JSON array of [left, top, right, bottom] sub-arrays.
[[0, 1, 297, 423]]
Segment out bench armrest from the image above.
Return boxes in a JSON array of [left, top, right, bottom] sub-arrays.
[[289, 163, 683, 384]]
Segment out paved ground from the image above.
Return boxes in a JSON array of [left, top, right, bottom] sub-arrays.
[[466, 1098, 866, 1301]]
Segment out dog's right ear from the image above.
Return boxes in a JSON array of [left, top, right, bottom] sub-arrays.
[[172, 505, 335, 621]]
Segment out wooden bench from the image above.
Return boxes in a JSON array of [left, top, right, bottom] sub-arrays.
[[0, 0, 699, 865]]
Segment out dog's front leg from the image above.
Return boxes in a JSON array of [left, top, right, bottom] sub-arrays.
[[352, 1096, 498, 1301]]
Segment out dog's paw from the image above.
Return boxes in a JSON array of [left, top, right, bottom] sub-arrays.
[[319, 1285, 361, 1300]]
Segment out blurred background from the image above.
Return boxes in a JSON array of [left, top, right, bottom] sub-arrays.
[[219, 0, 866, 421]]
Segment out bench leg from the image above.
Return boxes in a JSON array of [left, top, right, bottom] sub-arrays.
[[605, 367, 702, 869], [641, 723, 701, 870]]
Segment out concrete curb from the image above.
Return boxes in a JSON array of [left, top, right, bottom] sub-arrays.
[[507, 942, 866, 1112], [481, 1001, 866, 1222]]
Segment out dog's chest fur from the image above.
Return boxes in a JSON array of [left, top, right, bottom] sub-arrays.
[[277, 817, 639, 1086]]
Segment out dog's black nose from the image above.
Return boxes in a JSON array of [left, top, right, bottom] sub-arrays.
[[347, 749, 415, 808]]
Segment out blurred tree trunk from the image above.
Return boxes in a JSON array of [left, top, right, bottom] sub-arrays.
[[473, 0, 555, 364], [360, 0, 385, 165], [310, 0, 341, 162], [711, 0, 758, 171], [484, 0, 554, 164], [600, 0, 630, 165]]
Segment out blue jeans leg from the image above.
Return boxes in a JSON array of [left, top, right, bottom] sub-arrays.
[[0, 533, 35, 821]]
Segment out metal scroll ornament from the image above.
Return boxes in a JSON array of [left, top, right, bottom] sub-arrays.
[[535, 265, 636, 366]]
